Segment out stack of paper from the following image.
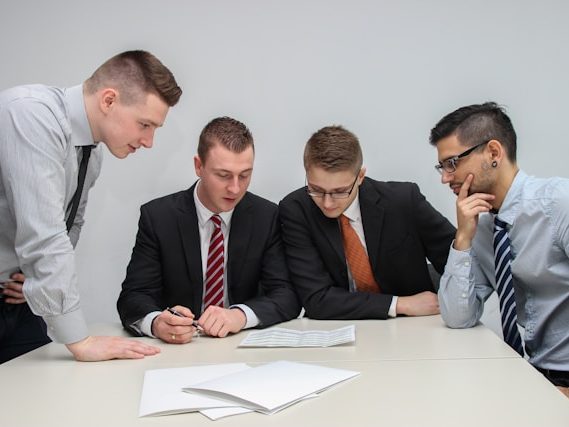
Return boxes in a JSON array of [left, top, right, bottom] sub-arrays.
[[239, 325, 356, 347], [139, 360, 359, 420]]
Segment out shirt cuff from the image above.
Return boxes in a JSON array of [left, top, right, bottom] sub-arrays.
[[43, 308, 89, 344], [388, 296, 398, 318], [230, 304, 259, 329], [445, 244, 473, 276], [134, 311, 161, 337]]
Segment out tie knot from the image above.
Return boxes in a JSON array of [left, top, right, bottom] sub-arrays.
[[494, 216, 508, 231], [340, 215, 351, 227], [211, 214, 222, 228]]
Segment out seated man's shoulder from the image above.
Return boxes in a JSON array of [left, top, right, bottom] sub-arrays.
[[142, 188, 192, 212], [242, 191, 278, 213], [364, 177, 420, 197], [280, 186, 310, 207]]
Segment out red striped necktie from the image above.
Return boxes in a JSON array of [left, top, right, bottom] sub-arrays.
[[204, 214, 225, 309]]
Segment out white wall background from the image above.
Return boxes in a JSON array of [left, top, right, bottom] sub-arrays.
[[2, 0, 568, 336]]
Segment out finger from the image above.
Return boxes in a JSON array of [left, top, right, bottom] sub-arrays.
[[4, 282, 24, 292], [217, 325, 230, 338], [5, 297, 26, 304], [3, 287, 24, 298], [171, 324, 195, 335], [458, 174, 474, 201], [207, 317, 225, 337], [172, 305, 195, 319], [124, 341, 161, 355], [167, 314, 194, 333], [175, 330, 194, 344], [9, 272, 25, 283], [117, 349, 146, 360]]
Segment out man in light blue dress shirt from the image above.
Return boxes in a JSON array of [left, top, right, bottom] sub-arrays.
[[430, 102, 569, 397], [0, 50, 182, 362]]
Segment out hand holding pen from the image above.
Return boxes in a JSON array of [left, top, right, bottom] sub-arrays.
[[167, 307, 204, 333], [151, 305, 200, 344]]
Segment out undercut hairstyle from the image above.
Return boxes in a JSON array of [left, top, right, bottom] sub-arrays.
[[84, 50, 182, 106], [429, 102, 517, 162], [303, 125, 363, 173], [197, 116, 254, 164]]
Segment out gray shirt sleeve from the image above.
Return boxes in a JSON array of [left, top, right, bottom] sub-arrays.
[[0, 98, 89, 343], [438, 244, 493, 328]]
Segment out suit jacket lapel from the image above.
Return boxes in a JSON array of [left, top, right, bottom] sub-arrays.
[[359, 179, 384, 274], [227, 194, 252, 304], [177, 184, 205, 312]]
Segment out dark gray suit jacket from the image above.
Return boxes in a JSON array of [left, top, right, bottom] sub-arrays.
[[279, 178, 455, 319], [117, 184, 301, 335]]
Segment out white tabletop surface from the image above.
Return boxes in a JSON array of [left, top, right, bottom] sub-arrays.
[[19, 315, 520, 365], [1, 316, 567, 426]]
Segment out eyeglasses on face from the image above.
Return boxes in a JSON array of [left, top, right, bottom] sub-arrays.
[[306, 174, 359, 199], [434, 140, 490, 174]]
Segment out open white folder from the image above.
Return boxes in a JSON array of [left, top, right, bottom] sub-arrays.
[[139, 363, 251, 417], [183, 360, 360, 414]]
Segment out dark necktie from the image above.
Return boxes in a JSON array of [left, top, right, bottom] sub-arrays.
[[493, 216, 524, 356], [66, 145, 93, 232], [204, 214, 225, 309]]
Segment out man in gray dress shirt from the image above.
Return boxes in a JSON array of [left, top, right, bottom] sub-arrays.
[[430, 102, 569, 397], [0, 50, 182, 362]]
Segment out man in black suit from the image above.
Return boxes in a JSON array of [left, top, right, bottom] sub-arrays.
[[279, 125, 455, 320], [117, 117, 300, 343]]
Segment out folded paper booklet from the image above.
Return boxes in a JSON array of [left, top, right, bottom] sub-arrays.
[[239, 325, 356, 347], [183, 360, 360, 415], [139, 363, 251, 417], [140, 360, 359, 418]]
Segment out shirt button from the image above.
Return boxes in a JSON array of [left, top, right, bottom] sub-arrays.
[[461, 293, 467, 298], [464, 261, 470, 267]]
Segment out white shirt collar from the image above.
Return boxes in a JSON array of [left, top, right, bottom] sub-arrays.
[[341, 192, 362, 223], [193, 180, 234, 228]]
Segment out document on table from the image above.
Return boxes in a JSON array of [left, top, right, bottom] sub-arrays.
[[239, 325, 356, 347], [139, 363, 251, 417], [183, 360, 360, 415]]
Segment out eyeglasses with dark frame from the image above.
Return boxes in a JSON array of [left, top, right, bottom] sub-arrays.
[[306, 174, 359, 199], [434, 140, 491, 175]]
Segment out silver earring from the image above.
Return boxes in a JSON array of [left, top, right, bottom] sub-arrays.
[[492, 161, 498, 167]]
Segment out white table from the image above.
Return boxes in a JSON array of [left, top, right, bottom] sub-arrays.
[[1, 316, 567, 426]]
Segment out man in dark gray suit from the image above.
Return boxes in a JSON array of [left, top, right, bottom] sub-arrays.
[[118, 117, 300, 343], [279, 125, 455, 320]]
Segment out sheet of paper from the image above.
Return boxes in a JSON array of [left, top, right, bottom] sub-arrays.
[[199, 394, 319, 420], [199, 406, 254, 420], [184, 360, 359, 414], [139, 363, 251, 417], [239, 325, 356, 347]]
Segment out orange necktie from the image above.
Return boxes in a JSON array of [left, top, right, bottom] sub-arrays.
[[339, 215, 380, 293]]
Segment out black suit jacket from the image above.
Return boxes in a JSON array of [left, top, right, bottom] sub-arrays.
[[117, 184, 301, 335], [278, 178, 456, 320]]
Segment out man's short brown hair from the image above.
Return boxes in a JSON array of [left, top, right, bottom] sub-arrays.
[[303, 125, 363, 173], [198, 116, 254, 164], [84, 50, 182, 106]]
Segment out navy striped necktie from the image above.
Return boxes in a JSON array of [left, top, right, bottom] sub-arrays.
[[493, 216, 524, 356]]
